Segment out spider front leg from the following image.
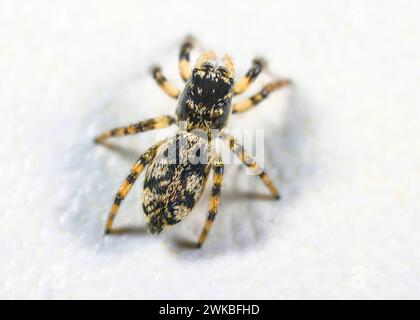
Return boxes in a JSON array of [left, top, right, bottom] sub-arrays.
[[232, 79, 291, 114], [197, 156, 224, 248], [233, 58, 265, 95], [104, 141, 163, 234], [224, 133, 281, 199], [179, 35, 195, 82], [94, 115, 175, 143], [151, 67, 180, 99]]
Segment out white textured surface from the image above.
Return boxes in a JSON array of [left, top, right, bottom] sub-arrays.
[[1, 0, 420, 299]]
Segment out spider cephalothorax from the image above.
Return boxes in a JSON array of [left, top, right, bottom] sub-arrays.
[[177, 57, 234, 133], [95, 36, 290, 248]]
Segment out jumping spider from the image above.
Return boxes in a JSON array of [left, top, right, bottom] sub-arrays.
[[94, 36, 291, 248]]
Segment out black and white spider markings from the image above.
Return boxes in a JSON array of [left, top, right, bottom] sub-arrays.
[[94, 36, 291, 248]]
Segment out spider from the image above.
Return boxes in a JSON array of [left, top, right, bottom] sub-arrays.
[[94, 36, 291, 248]]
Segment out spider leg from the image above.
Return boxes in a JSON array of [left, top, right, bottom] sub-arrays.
[[233, 58, 265, 95], [179, 35, 195, 82], [94, 115, 175, 143], [195, 51, 217, 69], [151, 66, 181, 99], [232, 79, 291, 114], [197, 156, 224, 248], [223, 133, 280, 199], [104, 140, 164, 234]]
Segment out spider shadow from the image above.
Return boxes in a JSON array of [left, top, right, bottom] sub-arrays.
[[95, 141, 143, 161], [167, 188, 281, 256], [58, 111, 162, 254], [106, 225, 149, 236], [167, 86, 317, 259], [169, 190, 280, 253], [58, 45, 182, 254], [102, 188, 280, 251], [221, 190, 277, 202], [66, 84, 315, 258]]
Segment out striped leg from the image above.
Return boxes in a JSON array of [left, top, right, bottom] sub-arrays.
[[151, 67, 180, 99], [224, 134, 280, 199], [232, 79, 291, 114], [179, 35, 194, 82], [94, 115, 175, 143], [197, 157, 224, 248], [233, 58, 265, 95], [104, 141, 163, 234]]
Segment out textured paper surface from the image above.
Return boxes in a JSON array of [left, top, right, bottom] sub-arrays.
[[1, 0, 419, 299]]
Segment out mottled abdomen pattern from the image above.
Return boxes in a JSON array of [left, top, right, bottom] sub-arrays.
[[142, 132, 211, 233]]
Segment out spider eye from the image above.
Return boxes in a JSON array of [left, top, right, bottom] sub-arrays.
[[191, 68, 200, 80], [201, 62, 213, 71], [217, 66, 228, 75]]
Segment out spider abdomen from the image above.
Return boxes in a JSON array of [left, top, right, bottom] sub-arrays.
[[142, 131, 211, 233]]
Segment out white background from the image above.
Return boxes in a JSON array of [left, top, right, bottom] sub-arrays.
[[1, 0, 419, 299]]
